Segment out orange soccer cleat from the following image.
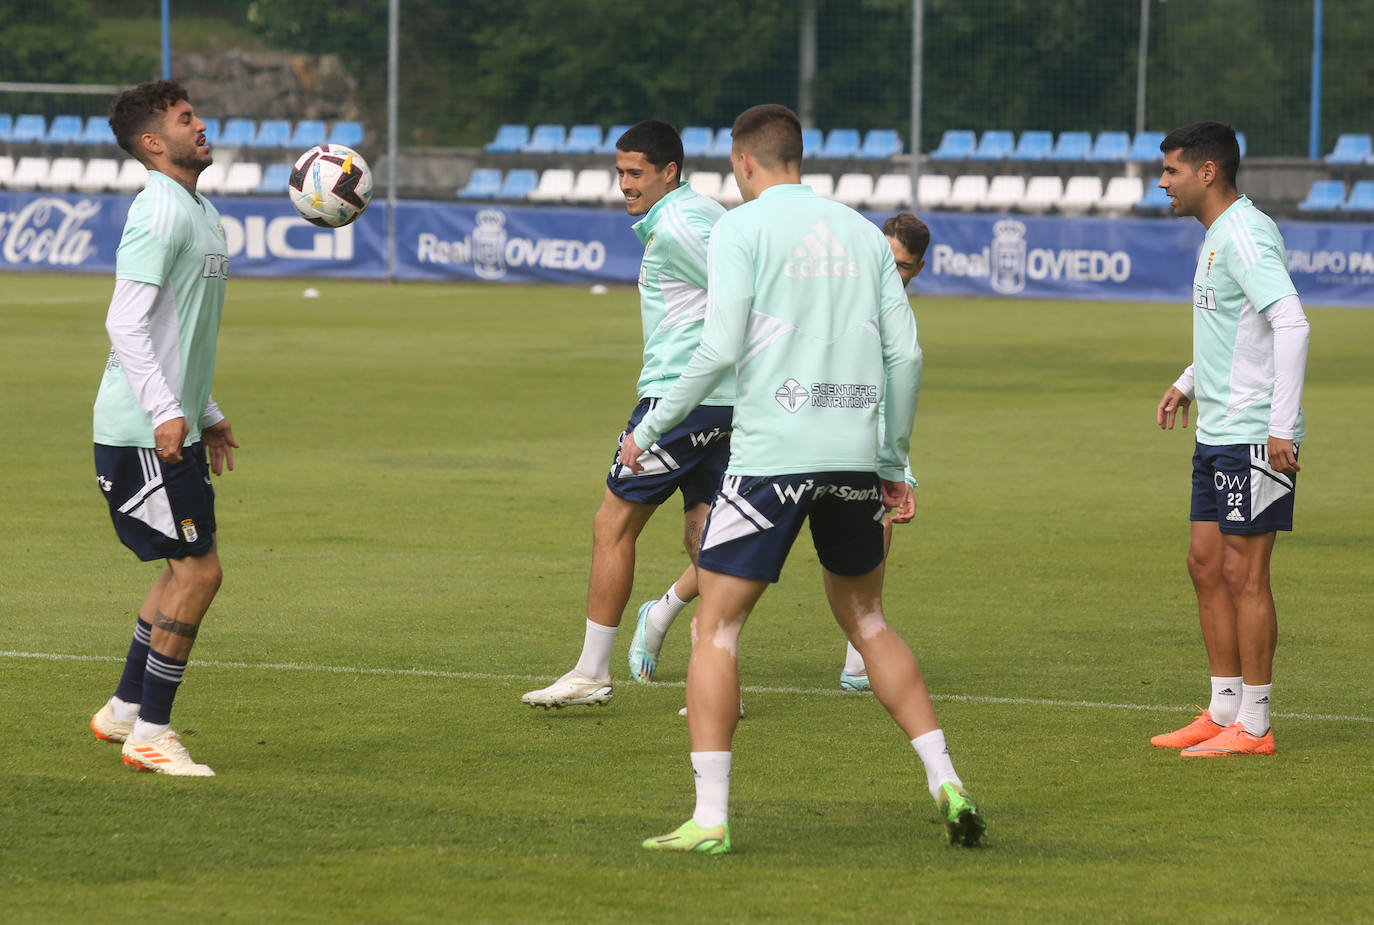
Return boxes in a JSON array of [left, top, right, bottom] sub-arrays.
[[1180, 722, 1275, 757], [1149, 708, 1223, 748]]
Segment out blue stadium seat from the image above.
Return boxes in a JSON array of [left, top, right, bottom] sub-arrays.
[[1051, 131, 1091, 160], [929, 130, 975, 160], [289, 120, 329, 149], [253, 163, 292, 194], [1325, 133, 1372, 164], [1296, 179, 1347, 212], [45, 115, 85, 145], [858, 129, 902, 160], [1088, 131, 1131, 161], [200, 118, 220, 147], [524, 124, 566, 154], [561, 124, 603, 154], [1236, 132, 1247, 157], [11, 114, 47, 144], [1010, 131, 1053, 160], [971, 130, 1014, 160], [1133, 182, 1171, 212], [218, 118, 257, 147], [457, 167, 503, 199], [0, 114, 11, 142], [497, 168, 538, 199], [819, 128, 861, 159], [1128, 131, 1166, 162], [801, 127, 823, 159], [707, 127, 733, 158], [1340, 180, 1374, 212], [597, 124, 632, 155], [484, 124, 529, 153], [252, 119, 292, 148], [330, 120, 365, 148], [680, 126, 714, 158]]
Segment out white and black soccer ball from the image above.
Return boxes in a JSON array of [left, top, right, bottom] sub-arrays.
[[288, 144, 373, 228]]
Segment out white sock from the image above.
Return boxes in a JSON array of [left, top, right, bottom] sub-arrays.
[[572, 619, 618, 680], [109, 696, 139, 723], [843, 641, 866, 675], [132, 718, 171, 741], [691, 751, 732, 827], [911, 729, 961, 801], [1236, 683, 1272, 736], [1208, 675, 1243, 726], [645, 585, 688, 648]]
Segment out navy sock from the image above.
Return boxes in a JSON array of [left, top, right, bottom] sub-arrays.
[[140, 650, 188, 725], [113, 619, 153, 704]]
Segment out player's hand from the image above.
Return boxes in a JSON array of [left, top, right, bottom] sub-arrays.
[[1267, 436, 1300, 475], [1157, 386, 1191, 430], [881, 479, 915, 524], [153, 416, 189, 464], [203, 419, 240, 476], [618, 433, 645, 473]]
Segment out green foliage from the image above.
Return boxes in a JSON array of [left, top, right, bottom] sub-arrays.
[[0, 0, 156, 94]]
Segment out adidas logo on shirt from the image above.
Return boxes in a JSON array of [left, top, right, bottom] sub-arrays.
[[1226, 508, 1245, 522], [785, 221, 861, 279]]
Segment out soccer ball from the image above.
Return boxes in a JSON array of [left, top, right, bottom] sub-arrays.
[[288, 144, 373, 228]]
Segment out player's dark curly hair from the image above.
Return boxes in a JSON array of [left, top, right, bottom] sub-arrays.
[[882, 212, 931, 260], [616, 120, 685, 183], [1160, 121, 1240, 188], [109, 80, 189, 163]]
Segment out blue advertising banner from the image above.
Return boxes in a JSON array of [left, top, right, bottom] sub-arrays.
[[2, 190, 1370, 307]]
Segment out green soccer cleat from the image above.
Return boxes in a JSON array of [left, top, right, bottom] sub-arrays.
[[642, 819, 731, 856], [937, 782, 986, 847], [627, 600, 660, 683]]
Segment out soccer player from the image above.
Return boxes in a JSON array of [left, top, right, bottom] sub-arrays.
[[88, 80, 236, 776], [1151, 121, 1309, 757], [621, 105, 985, 853], [521, 121, 733, 708]]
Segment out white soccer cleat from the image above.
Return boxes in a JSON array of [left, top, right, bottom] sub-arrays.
[[121, 730, 215, 776], [521, 670, 613, 709], [90, 702, 134, 744]]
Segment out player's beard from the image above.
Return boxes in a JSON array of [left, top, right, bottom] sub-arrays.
[[168, 142, 212, 175]]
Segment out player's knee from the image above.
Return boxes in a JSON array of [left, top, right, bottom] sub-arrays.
[[1186, 547, 1220, 584], [852, 610, 889, 641]]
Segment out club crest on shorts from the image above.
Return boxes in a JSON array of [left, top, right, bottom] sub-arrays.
[[180, 519, 199, 543]]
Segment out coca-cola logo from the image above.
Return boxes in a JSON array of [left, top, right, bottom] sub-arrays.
[[0, 197, 100, 266]]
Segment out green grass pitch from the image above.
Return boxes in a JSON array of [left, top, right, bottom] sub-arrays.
[[1, 274, 1370, 923]]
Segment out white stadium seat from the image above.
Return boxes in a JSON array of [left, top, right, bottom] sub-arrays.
[[916, 173, 951, 209], [716, 172, 743, 206], [0, 155, 13, 188], [42, 157, 86, 191], [982, 175, 1025, 212], [945, 174, 988, 211], [832, 173, 874, 208], [802, 173, 834, 199], [114, 158, 148, 192], [528, 168, 574, 202], [1097, 175, 1144, 215], [76, 158, 120, 193], [569, 168, 612, 203], [221, 162, 264, 195], [1020, 175, 1063, 214], [1059, 175, 1104, 214], [867, 174, 912, 210], [9, 156, 51, 191], [195, 161, 227, 194], [687, 170, 722, 201]]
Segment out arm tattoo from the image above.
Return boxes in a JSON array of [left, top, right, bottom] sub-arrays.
[[153, 612, 200, 640]]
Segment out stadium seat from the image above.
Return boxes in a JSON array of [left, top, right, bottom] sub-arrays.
[[196, 162, 226, 195], [801, 127, 824, 159], [0, 114, 11, 143], [858, 129, 902, 160], [819, 129, 861, 159], [45, 115, 85, 145], [253, 163, 293, 194], [1020, 175, 1063, 213], [457, 167, 503, 199], [1058, 175, 1103, 213], [867, 173, 912, 210], [528, 167, 575, 202], [832, 173, 874, 207], [916, 173, 951, 209], [1339, 179, 1374, 212], [569, 168, 613, 203], [802, 172, 835, 198], [687, 170, 722, 201], [42, 156, 84, 190], [1098, 175, 1144, 215], [1010, 131, 1054, 160], [114, 158, 148, 192], [971, 130, 1014, 161], [524, 124, 567, 154], [982, 175, 1025, 212], [1128, 131, 1165, 163], [1134, 182, 1171, 212], [330, 121, 364, 148], [200, 117, 220, 148], [0, 155, 14, 187], [1236, 132, 1247, 157], [1324, 133, 1372, 165], [484, 124, 529, 153], [11, 114, 47, 144], [288, 120, 329, 149], [680, 126, 715, 158], [252, 119, 292, 149], [218, 118, 257, 147], [1088, 131, 1131, 162], [497, 168, 537, 199], [946, 174, 988, 210], [561, 124, 603, 154], [1296, 179, 1347, 212], [1051, 131, 1091, 160], [707, 127, 733, 158], [8, 156, 50, 190], [717, 171, 743, 206], [222, 161, 264, 194], [597, 124, 632, 155], [929, 130, 975, 160]]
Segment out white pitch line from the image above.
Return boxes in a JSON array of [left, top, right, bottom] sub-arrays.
[[3, 650, 1371, 724]]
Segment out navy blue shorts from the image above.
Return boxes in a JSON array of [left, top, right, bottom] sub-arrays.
[[94, 443, 217, 561], [697, 471, 887, 583], [607, 399, 731, 510], [1190, 442, 1297, 534]]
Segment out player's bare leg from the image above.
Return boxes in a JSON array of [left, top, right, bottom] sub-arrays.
[[684, 569, 766, 750], [629, 503, 707, 682], [841, 516, 895, 691]]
